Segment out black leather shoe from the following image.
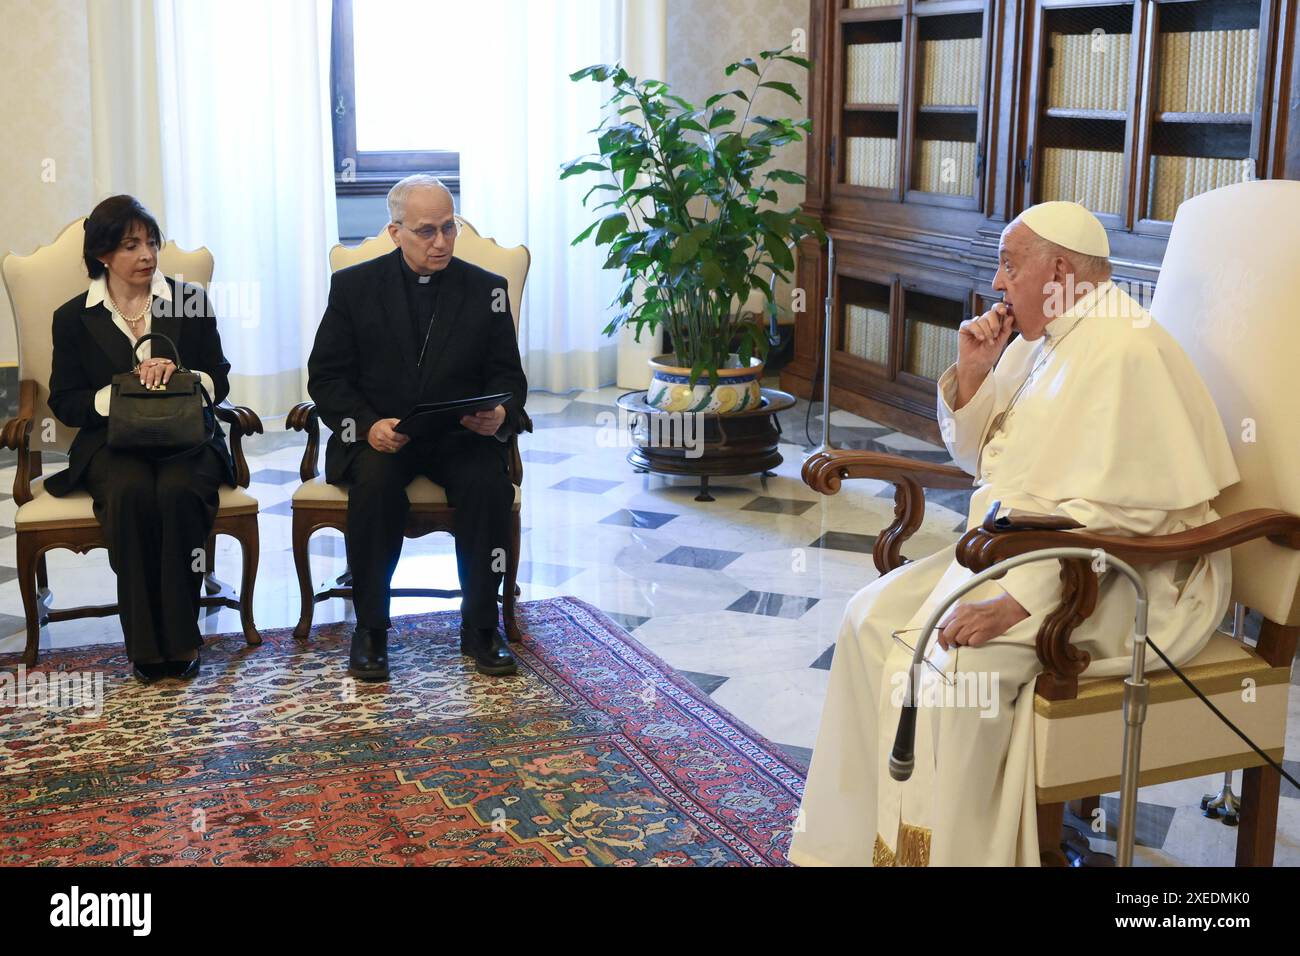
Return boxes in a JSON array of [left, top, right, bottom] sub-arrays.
[[171, 651, 201, 681], [459, 623, 517, 676], [349, 626, 390, 682], [132, 662, 166, 684]]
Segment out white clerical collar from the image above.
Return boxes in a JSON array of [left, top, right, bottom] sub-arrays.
[[85, 270, 173, 308], [1043, 279, 1113, 340]]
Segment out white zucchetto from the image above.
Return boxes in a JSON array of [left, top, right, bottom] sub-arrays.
[[1017, 200, 1111, 258]]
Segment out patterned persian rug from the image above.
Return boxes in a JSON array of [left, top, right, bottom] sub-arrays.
[[0, 597, 805, 867]]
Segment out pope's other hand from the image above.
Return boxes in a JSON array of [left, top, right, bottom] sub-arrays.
[[936, 593, 1029, 650]]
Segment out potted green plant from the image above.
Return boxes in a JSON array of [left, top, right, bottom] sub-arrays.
[[563, 45, 823, 414]]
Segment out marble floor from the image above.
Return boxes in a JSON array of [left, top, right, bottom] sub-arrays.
[[0, 381, 1295, 866]]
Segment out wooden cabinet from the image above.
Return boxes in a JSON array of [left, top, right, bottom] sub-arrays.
[[784, 0, 1298, 441]]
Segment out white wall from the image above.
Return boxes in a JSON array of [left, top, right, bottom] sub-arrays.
[[0, 0, 96, 366], [665, 0, 811, 316], [666, 0, 809, 212]]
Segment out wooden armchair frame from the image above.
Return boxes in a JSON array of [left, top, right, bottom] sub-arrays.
[[284, 403, 532, 643], [803, 447, 1300, 866], [1, 379, 264, 665]]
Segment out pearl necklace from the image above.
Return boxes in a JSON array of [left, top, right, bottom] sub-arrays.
[[109, 293, 151, 339]]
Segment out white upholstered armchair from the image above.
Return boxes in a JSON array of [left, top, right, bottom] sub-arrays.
[[1, 220, 264, 664]]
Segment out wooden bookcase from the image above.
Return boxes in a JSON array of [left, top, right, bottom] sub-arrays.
[[784, 0, 1298, 442]]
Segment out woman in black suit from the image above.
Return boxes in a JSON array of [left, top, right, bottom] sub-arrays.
[[47, 195, 236, 683]]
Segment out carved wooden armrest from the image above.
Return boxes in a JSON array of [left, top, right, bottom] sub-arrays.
[[286, 401, 321, 482], [955, 501, 1300, 699], [1, 380, 38, 505], [214, 402, 262, 437], [956, 502, 1300, 572], [214, 401, 263, 488], [802, 447, 973, 574]]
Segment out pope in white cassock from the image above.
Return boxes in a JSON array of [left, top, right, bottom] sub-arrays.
[[788, 201, 1240, 867]]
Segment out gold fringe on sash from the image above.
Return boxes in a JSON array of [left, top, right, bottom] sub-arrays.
[[873, 822, 932, 868], [895, 822, 932, 867], [872, 835, 896, 867]]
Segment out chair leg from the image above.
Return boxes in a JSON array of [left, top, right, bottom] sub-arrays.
[[502, 509, 522, 644], [1036, 801, 1068, 866], [35, 553, 52, 621], [203, 534, 221, 595], [1236, 765, 1280, 866], [292, 511, 316, 641], [16, 535, 43, 666], [1072, 795, 1101, 821], [235, 515, 261, 647]]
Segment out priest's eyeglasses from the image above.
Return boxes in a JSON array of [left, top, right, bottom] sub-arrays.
[[890, 627, 958, 686], [398, 219, 460, 242]]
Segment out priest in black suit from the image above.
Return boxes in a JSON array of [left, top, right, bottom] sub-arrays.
[[307, 175, 528, 682]]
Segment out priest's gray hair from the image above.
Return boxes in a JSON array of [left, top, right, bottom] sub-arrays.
[[387, 174, 453, 223]]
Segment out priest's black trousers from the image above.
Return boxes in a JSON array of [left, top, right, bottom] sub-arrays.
[[82, 445, 225, 663], [341, 431, 514, 632]]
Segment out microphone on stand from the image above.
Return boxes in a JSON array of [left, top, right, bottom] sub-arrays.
[[888, 694, 918, 781]]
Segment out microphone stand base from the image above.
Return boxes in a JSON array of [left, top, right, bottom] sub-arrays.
[[1200, 773, 1242, 826], [1061, 824, 1115, 867]]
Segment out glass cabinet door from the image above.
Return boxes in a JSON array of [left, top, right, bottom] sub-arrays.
[[1025, 2, 1140, 228], [905, 1, 992, 208], [1021, 0, 1277, 233], [838, 4, 906, 197], [1135, 0, 1269, 232], [898, 283, 964, 388], [834, 0, 992, 208], [836, 274, 895, 374]]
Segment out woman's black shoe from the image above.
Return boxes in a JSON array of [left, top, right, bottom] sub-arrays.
[[132, 662, 167, 684], [348, 626, 390, 682]]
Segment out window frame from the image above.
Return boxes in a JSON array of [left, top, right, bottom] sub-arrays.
[[330, 0, 460, 193]]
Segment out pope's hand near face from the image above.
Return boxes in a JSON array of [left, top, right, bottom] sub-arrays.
[[959, 303, 1015, 375], [954, 303, 1015, 409]]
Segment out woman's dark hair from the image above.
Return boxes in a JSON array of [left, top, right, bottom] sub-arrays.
[[83, 195, 163, 280]]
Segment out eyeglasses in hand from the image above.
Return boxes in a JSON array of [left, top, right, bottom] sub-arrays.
[[891, 626, 958, 687]]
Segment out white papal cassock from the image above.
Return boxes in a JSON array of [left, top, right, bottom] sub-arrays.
[[788, 279, 1239, 867]]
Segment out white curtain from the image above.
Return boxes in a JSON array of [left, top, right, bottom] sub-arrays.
[[458, 0, 666, 394], [153, 0, 338, 414], [87, 0, 167, 216]]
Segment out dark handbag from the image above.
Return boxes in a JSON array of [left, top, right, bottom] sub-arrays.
[[107, 332, 216, 458]]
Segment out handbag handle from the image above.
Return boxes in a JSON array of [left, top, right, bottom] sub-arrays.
[[124, 331, 216, 462], [131, 332, 187, 371]]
